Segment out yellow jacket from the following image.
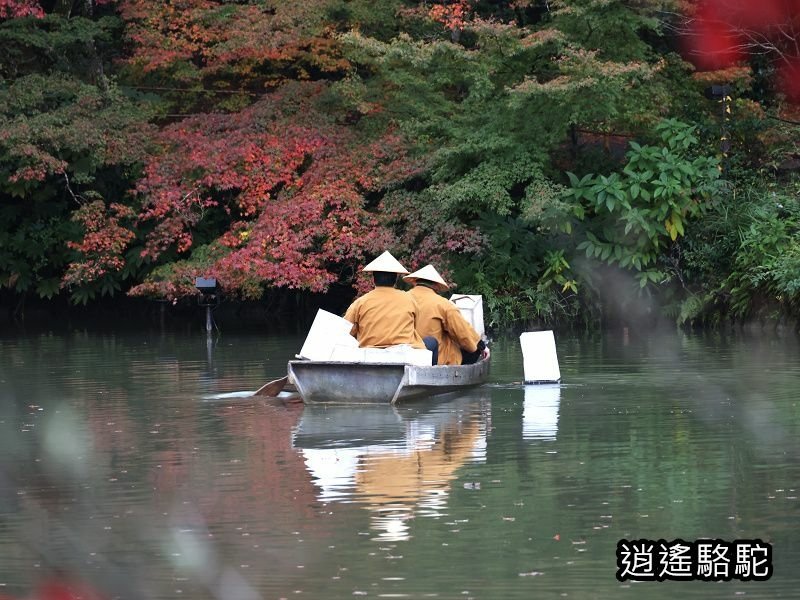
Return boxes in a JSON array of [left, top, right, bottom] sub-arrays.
[[408, 286, 480, 365], [344, 286, 426, 349]]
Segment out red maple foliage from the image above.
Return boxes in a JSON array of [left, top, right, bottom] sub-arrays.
[[127, 82, 421, 299], [52, 0, 485, 301], [117, 0, 349, 84], [0, 577, 107, 600], [0, 0, 44, 19], [63, 200, 136, 287], [428, 0, 473, 32]]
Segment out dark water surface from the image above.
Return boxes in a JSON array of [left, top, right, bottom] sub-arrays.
[[0, 329, 798, 599]]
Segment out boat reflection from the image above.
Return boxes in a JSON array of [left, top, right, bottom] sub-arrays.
[[294, 391, 490, 541], [522, 384, 561, 441]]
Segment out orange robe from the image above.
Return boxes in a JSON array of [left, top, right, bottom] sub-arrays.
[[408, 286, 481, 365], [344, 286, 426, 349]]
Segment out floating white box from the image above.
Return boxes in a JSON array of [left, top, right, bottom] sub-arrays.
[[519, 330, 561, 383]]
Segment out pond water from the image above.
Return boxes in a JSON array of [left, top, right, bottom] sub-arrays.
[[0, 328, 798, 599]]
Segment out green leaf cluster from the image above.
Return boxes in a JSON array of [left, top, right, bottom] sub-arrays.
[[721, 197, 800, 319], [0, 9, 155, 307], [569, 119, 725, 288], [0, 13, 122, 80]]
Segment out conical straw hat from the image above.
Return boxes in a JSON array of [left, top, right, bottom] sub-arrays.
[[403, 264, 449, 291], [362, 251, 409, 274]]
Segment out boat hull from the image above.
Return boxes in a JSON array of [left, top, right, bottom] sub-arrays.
[[287, 357, 490, 404]]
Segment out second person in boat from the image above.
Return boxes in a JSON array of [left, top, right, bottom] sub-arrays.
[[404, 264, 489, 366]]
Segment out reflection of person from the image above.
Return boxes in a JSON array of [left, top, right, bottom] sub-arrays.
[[404, 264, 488, 366], [344, 251, 433, 355], [301, 409, 486, 541], [354, 415, 484, 541], [292, 390, 491, 541]]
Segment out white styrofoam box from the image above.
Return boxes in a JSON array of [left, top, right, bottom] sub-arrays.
[[328, 344, 433, 366], [364, 346, 432, 366], [329, 345, 367, 363], [450, 294, 485, 338], [522, 384, 561, 441], [519, 330, 561, 383], [298, 309, 357, 361]]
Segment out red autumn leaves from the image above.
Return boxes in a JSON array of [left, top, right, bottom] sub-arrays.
[[684, 0, 800, 101], [64, 201, 136, 287], [0, 0, 44, 19], [429, 0, 472, 32], [124, 84, 416, 299]]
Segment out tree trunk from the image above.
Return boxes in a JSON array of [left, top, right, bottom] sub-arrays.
[[53, 0, 75, 17]]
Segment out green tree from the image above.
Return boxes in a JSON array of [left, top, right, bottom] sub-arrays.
[[0, 7, 156, 311], [340, 2, 686, 324]]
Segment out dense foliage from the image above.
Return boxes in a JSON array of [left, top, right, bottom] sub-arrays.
[[1, 0, 798, 327]]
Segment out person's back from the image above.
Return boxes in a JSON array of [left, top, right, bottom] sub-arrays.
[[346, 286, 425, 349], [405, 265, 483, 366], [344, 251, 425, 350]]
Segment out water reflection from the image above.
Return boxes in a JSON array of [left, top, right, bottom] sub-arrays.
[[0, 333, 317, 599], [294, 392, 490, 541], [522, 384, 561, 441]]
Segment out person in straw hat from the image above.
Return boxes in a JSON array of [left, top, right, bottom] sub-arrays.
[[344, 251, 438, 361], [404, 264, 488, 366]]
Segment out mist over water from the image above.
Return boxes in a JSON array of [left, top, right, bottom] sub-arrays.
[[0, 329, 798, 599]]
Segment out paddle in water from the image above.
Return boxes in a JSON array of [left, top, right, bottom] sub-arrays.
[[253, 376, 289, 397]]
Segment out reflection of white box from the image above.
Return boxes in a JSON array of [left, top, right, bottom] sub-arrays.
[[519, 330, 561, 383], [450, 294, 484, 337], [302, 448, 360, 501], [523, 384, 560, 441], [298, 309, 357, 361]]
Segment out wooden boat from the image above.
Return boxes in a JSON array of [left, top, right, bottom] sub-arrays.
[[287, 355, 490, 404]]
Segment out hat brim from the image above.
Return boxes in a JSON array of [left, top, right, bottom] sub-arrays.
[[403, 276, 449, 292], [362, 251, 409, 274]]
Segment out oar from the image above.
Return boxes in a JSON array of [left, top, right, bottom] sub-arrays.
[[253, 375, 289, 397]]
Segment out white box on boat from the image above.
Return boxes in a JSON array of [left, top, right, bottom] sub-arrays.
[[329, 344, 432, 366], [300, 308, 433, 366], [329, 345, 366, 363], [366, 346, 432, 366], [298, 309, 357, 361], [450, 294, 485, 338]]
